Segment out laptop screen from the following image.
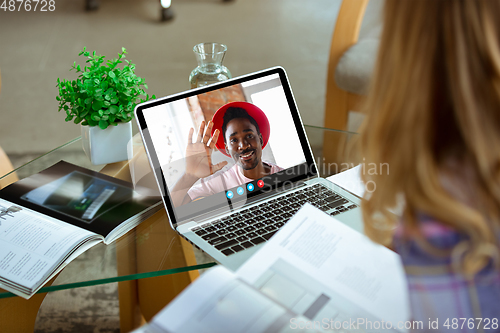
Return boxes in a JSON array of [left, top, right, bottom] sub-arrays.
[[136, 68, 317, 225]]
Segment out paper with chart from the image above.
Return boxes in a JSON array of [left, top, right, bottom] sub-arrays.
[[140, 265, 321, 333], [138, 204, 409, 333], [236, 203, 410, 331]]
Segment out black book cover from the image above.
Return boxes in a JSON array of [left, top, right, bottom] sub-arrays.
[[0, 161, 161, 238]]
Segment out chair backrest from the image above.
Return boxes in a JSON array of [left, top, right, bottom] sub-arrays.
[[324, 0, 368, 132], [326, 0, 369, 92]]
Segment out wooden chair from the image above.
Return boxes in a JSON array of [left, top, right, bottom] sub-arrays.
[[323, 0, 383, 165]]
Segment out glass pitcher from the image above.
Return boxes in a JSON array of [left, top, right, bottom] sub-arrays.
[[189, 43, 232, 89]]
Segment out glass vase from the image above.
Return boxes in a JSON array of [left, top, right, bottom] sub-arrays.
[[189, 43, 232, 89]]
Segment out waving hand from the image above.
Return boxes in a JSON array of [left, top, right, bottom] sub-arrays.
[[185, 120, 228, 179]]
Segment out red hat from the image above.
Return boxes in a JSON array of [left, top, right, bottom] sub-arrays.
[[211, 101, 270, 157]]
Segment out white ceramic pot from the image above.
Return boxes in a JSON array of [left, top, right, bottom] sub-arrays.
[[81, 122, 133, 165]]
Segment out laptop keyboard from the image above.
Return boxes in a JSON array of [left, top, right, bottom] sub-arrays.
[[191, 184, 358, 256]]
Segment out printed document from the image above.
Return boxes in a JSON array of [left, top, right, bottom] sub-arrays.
[[136, 204, 409, 333]]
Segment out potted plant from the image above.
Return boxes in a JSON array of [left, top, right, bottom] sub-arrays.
[[56, 47, 155, 165]]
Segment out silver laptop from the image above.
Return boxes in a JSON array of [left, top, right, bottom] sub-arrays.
[[134, 67, 363, 271]]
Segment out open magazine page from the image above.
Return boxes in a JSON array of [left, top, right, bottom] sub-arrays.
[[0, 198, 98, 298], [0, 161, 161, 240], [135, 266, 321, 333], [236, 204, 410, 333]]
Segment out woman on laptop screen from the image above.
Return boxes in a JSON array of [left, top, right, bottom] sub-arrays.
[[171, 102, 283, 207], [359, 0, 500, 326]]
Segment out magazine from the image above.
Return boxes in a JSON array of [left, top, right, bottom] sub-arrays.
[[134, 204, 410, 333], [0, 161, 162, 299]]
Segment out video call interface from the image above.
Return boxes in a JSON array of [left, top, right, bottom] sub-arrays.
[[141, 73, 309, 222]]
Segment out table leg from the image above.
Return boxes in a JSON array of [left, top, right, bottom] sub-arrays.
[[106, 147, 199, 329], [116, 227, 146, 332], [118, 279, 145, 332], [0, 293, 46, 332], [135, 210, 199, 322], [116, 210, 200, 331], [0, 276, 57, 333]]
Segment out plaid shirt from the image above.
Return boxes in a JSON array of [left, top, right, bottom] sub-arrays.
[[393, 218, 500, 333]]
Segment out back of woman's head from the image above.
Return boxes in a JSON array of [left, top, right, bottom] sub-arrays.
[[360, 0, 500, 274]]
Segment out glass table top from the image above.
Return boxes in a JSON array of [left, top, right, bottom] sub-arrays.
[[0, 125, 360, 299]]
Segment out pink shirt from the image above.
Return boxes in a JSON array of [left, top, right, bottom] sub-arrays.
[[187, 162, 283, 200]]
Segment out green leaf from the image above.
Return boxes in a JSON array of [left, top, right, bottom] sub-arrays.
[[109, 105, 119, 114], [92, 101, 103, 111], [99, 120, 109, 130], [58, 47, 151, 126]]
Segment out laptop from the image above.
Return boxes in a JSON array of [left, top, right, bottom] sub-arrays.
[[135, 66, 363, 271]]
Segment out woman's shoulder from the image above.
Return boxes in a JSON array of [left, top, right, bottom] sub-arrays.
[[394, 216, 500, 322], [393, 215, 495, 269], [393, 214, 500, 279], [394, 216, 464, 254]]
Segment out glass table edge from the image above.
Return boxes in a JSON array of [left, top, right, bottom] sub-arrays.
[[303, 124, 359, 135], [0, 124, 355, 299], [0, 262, 218, 299], [0, 124, 358, 180], [0, 136, 83, 181]]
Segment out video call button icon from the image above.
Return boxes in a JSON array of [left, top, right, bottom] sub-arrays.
[[257, 180, 264, 188], [247, 183, 254, 192], [226, 191, 234, 199], [237, 187, 244, 195]]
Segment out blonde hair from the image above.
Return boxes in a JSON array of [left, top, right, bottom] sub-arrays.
[[360, 0, 500, 275]]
